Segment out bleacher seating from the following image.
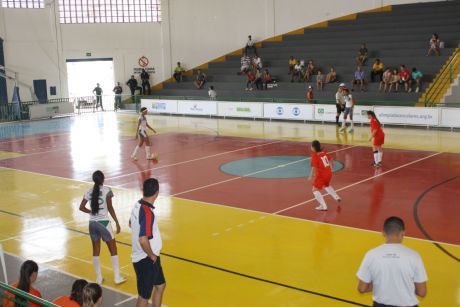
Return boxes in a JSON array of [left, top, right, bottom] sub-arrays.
[[153, 1, 460, 104]]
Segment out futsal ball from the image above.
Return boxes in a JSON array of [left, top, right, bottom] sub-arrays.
[[151, 152, 159, 160]]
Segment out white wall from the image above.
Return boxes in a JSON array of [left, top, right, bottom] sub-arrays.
[[0, 0, 444, 101]]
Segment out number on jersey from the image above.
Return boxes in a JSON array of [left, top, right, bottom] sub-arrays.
[[320, 156, 330, 167]]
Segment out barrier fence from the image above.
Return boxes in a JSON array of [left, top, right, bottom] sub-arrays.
[[141, 98, 460, 128]]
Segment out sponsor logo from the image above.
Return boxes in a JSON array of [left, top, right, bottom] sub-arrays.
[[317, 108, 324, 114], [276, 106, 284, 115], [292, 107, 301, 116], [361, 110, 368, 116], [152, 102, 166, 110], [237, 107, 251, 112], [190, 104, 204, 112]]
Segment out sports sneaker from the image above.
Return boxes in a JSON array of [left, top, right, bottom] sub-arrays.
[[335, 197, 342, 203], [348, 128, 354, 133], [115, 276, 127, 285], [96, 276, 104, 285], [245, 88, 249, 91], [147, 153, 159, 160], [315, 206, 328, 211], [415, 87, 420, 93], [408, 88, 412, 93]]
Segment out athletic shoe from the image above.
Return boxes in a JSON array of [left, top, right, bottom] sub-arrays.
[[348, 128, 354, 133], [131, 155, 138, 161], [147, 153, 158, 160], [416, 87, 420, 93], [408, 88, 412, 93], [245, 88, 249, 91], [315, 206, 328, 211], [115, 276, 127, 285], [96, 276, 104, 285], [335, 197, 342, 203]]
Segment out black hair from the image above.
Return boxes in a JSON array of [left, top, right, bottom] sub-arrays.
[[311, 140, 322, 152], [90, 171, 104, 215], [412, 67, 417, 72], [143, 178, 159, 197], [433, 33, 438, 39], [82, 283, 102, 307], [70, 279, 88, 305], [366, 110, 380, 124], [383, 216, 405, 235], [16, 260, 39, 307], [401, 64, 406, 68], [140, 107, 147, 112], [210, 86, 214, 90]]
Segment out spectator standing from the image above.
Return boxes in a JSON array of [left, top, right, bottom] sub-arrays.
[[316, 70, 325, 91], [389, 69, 401, 92], [244, 35, 258, 56], [53, 279, 88, 307], [194, 70, 207, 89], [379, 69, 392, 92], [326, 67, 337, 83], [140, 69, 151, 95], [288, 56, 297, 74], [240, 55, 251, 75], [208, 86, 217, 100], [126, 75, 138, 102], [254, 68, 263, 90], [112, 82, 123, 111], [92, 83, 104, 111], [352, 66, 366, 92], [262, 69, 272, 90], [356, 43, 369, 66], [340, 88, 355, 133], [173, 62, 185, 82], [335, 84, 346, 126], [306, 86, 314, 103], [303, 60, 315, 82], [371, 59, 384, 82], [2, 260, 42, 307], [399, 65, 411, 92], [82, 283, 102, 307], [409, 67, 423, 93], [426, 33, 440, 56], [130, 178, 166, 307], [357, 216, 427, 307], [245, 70, 256, 91]]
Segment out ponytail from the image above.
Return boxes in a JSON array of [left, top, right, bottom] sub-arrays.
[[16, 260, 38, 307], [91, 171, 104, 215], [366, 111, 380, 124], [311, 140, 322, 152], [82, 283, 102, 307], [70, 279, 88, 305]]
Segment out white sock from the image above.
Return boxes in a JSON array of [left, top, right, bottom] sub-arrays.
[[111, 255, 121, 279], [313, 191, 327, 208], [132, 145, 139, 157], [350, 121, 354, 129], [92, 256, 102, 279], [341, 121, 346, 129], [373, 151, 379, 164], [325, 186, 339, 200], [145, 146, 151, 158], [377, 151, 383, 163]]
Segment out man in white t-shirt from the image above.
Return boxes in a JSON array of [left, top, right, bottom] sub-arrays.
[[357, 216, 428, 307], [244, 35, 258, 56]]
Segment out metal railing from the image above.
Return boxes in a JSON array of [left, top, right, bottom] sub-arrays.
[[0, 282, 57, 307], [423, 44, 460, 107]]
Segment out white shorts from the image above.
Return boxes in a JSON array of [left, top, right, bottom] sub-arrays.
[[139, 130, 148, 138]]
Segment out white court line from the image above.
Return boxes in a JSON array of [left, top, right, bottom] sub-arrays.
[[107, 140, 284, 182], [273, 151, 444, 214], [170, 145, 358, 197], [0, 131, 72, 145], [114, 296, 136, 306]]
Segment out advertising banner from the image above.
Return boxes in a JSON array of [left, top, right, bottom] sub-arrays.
[[263, 103, 314, 120]]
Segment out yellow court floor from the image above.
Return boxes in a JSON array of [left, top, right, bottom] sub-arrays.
[[0, 113, 459, 307]]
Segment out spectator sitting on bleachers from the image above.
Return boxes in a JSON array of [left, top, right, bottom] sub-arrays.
[[208, 86, 217, 99], [2, 260, 42, 307], [244, 35, 258, 56], [53, 279, 88, 307], [379, 69, 392, 92], [245, 70, 256, 91], [291, 62, 302, 82], [239, 55, 251, 75], [326, 67, 337, 83], [262, 69, 272, 90], [288, 56, 297, 74], [254, 68, 263, 90], [356, 43, 368, 66], [82, 283, 102, 307], [194, 70, 207, 89], [303, 60, 315, 82], [399, 65, 411, 92], [371, 58, 384, 82], [173, 62, 185, 82], [253, 56, 262, 70], [316, 70, 325, 91], [389, 69, 401, 92], [427, 33, 440, 56], [409, 67, 423, 93], [351, 66, 366, 92]]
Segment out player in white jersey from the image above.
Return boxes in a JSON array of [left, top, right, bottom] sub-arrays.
[[131, 107, 158, 160], [339, 87, 355, 133], [79, 170, 126, 285]]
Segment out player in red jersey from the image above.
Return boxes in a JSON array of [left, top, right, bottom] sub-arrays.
[[308, 140, 341, 211], [367, 111, 385, 168]]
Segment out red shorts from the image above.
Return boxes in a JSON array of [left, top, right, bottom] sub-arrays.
[[313, 175, 331, 190], [373, 134, 385, 146]]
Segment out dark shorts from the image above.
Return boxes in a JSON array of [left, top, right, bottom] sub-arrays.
[[336, 104, 344, 114], [373, 302, 417, 307], [133, 256, 166, 299], [89, 221, 113, 242]]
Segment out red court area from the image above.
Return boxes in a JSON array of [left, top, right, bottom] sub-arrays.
[[1, 132, 459, 245]]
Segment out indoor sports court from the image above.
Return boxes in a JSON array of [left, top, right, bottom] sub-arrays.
[[0, 113, 459, 306]]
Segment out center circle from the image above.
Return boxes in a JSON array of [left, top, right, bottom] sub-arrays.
[[220, 155, 344, 179]]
